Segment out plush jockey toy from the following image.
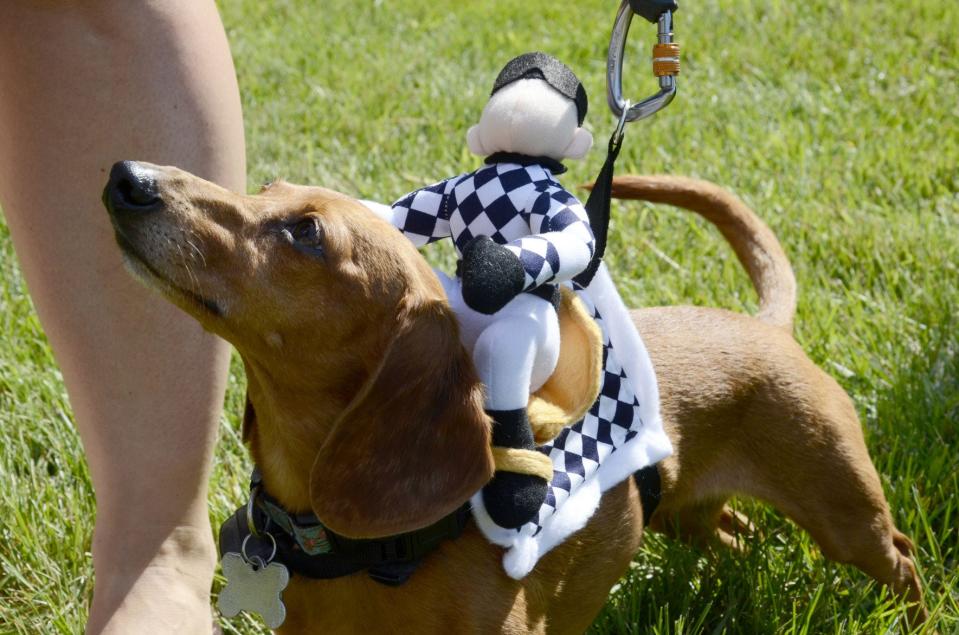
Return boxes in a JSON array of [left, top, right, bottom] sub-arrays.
[[385, 52, 596, 528]]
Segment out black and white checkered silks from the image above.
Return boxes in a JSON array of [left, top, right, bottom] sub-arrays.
[[390, 162, 595, 291], [469, 266, 673, 579], [390, 160, 594, 412]]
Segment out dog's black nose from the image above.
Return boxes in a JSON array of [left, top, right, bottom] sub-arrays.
[[104, 160, 161, 213]]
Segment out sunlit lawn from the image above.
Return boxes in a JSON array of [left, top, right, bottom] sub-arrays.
[[1, 0, 955, 632]]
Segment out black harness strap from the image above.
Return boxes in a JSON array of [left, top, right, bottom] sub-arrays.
[[573, 129, 623, 287], [633, 464, 662, 526]]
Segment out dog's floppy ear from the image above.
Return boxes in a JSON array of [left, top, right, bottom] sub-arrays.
[[309, 299, 494, 539]]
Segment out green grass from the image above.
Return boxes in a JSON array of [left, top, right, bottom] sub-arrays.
[[1, 0, 957, 632]]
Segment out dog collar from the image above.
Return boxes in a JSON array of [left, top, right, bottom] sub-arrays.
[[218, 470, 471, 586]]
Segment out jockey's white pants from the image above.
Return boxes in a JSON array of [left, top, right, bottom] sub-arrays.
[[435, 270, 560, 411]]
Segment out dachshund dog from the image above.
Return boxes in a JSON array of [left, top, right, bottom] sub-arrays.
[[103, 161, 926, 633]]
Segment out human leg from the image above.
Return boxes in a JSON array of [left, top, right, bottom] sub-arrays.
[[0, 2, 245, 632]]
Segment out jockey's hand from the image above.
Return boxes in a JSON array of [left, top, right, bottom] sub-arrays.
[[460, 235, 525, 315]]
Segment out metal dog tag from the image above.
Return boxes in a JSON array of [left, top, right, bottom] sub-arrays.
[[217, 551, 289, 629]]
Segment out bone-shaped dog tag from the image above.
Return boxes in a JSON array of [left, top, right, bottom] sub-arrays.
[[217, 552, 289, 629]]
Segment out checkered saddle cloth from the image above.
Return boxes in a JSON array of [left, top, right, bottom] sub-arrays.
[[470, 285, 672, 579]]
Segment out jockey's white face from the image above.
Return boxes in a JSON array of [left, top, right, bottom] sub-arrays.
[[467, 79, 593, 161]]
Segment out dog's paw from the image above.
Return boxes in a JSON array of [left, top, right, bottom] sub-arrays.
[[482, 471, 548, 529]]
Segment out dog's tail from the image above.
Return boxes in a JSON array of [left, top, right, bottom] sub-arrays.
[[606, 175, 797, 331]]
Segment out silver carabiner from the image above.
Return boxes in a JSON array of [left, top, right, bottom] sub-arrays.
[[606, 0, 677, 123]]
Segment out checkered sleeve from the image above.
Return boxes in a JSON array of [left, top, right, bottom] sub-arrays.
[[504, 185, 595, 290], [389, 178, 455, 247]]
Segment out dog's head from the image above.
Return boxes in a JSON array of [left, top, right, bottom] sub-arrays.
[[103, 160, 493, 538]]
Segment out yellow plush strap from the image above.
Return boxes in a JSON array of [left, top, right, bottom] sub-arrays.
[[491, 447, 554, 482]]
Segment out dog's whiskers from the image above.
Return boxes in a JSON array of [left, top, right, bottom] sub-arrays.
[[173, 241, 201, 295], [186, 236, 207, 267]]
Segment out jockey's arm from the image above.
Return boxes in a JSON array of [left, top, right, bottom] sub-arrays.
[[375, 179, 454, 246], [504, 186, 595, 291]]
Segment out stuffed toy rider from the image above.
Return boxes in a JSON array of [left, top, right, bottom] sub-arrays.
[[387, 52, 595, 528]]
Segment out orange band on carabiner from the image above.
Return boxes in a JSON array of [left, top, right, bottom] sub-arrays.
[[652, 42, 681, 77]]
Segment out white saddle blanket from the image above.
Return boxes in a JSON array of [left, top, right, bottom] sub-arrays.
[[470, 264, 673, 579]]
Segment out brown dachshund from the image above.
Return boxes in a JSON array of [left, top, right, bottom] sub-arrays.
[[103, 161, 926, 633]]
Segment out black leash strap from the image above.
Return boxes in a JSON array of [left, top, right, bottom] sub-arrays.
[[579, 0, 680, 287], [574, 115, 626, 287]]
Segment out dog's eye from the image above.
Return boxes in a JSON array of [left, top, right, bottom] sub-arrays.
[[282, 218, 324, 256], [259, 178, 279, 193], [291, 218, 320, 244]]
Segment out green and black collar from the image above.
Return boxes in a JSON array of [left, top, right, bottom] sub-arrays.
[[218, 470, 471, 587]]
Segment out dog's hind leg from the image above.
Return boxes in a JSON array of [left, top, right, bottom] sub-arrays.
[[750, 374, 925, 624], [633, 300, 930, 625], [649, 498, 755, 551], [657, 359, 927, 625]]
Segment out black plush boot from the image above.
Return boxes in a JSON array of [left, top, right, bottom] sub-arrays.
[[482, 408, 549, 528]]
